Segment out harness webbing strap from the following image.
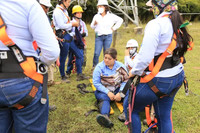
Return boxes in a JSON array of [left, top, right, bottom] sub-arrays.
[[0, 15, 43, 84], [12, 81, 41, 110], [0, 16, 15, 46], [0, 15, 47, 109], [140, 34, 177, 83], [147, 80, 167, 98]]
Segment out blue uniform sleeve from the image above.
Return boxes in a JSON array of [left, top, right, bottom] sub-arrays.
[[93, 65, 109, 94]]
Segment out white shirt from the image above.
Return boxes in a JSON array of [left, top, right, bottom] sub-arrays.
[[53, 5, 73, 34], [124, 54, 137, 71], [90, 12, 123, 36], [0, 0, 60, 66], [131, 12, 183, 77]]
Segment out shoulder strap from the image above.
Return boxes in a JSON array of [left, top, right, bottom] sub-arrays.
[[140, 33, 177, 83], [57, 7, 71, 24], [0, 15, 44, 83]]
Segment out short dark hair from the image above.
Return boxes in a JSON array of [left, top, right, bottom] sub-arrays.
[[104, 48, 117, 59], [104, 5, 110, 12], [58, 0, 67, 5]]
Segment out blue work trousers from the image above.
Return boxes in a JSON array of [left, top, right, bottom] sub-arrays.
[[59, 33, 83, 76], [93, 34, 112, 67], [66, 48, 84, 74], [125, 71, 184, 133], [0, 77, 48, 133], [95, 88, 128, 116]]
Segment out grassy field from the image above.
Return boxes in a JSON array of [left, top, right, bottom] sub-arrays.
[[47, 22, 200, 133]]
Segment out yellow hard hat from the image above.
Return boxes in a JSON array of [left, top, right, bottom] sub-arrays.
[[72, 5, 83, 14]]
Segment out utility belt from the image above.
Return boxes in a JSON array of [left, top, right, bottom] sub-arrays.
[[144, 53, 181, 72], [0, 50, 48, 110], [0, 51, 48, 76], [56, 29, 72, 43]]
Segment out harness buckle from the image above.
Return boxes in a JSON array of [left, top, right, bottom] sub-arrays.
[[41, 98, 47, 104], [0, 51, 7, 59], [35, 61, 48, 74]]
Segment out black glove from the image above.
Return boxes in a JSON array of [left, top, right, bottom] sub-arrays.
[[81, 32, 86, 37]]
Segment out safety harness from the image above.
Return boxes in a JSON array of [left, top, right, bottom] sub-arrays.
[[140, 14, 194, 98], [55, 7, 73, 44], [0, 15, 48, 110]]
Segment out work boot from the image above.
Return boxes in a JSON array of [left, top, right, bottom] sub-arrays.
[[66, 73, 70, 78], [49, 105, 57, 112], [96, 114, 114, 128], [118, 112, 126, 122], [61, 75, 70, 83], [76, 73, 89, 81]]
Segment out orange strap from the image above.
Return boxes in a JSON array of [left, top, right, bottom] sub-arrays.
[[0, 15, 43, 83], [140, 34, 177, 83], [57, 7, 71, 24]]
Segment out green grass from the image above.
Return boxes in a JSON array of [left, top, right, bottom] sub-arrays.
[[48, 22, 200, 133]]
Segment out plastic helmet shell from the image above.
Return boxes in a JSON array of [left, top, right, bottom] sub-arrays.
[[39, 0, 52, 7], [97, 0, 109, 6], [72, 5, 83, 14], [126, 39, 138, 48]]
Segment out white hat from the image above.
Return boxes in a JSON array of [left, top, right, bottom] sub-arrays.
[[39, 0, 52, 7], [126, 39, 138, 48], [146, 0, 153, 7], [97, 0, 109, 6]]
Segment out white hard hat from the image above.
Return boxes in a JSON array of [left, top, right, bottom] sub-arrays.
[[39, 0, 52, 7], [146, 0, 153, 7], [97, 0, 109, 6], [126, 39, 138, 48]]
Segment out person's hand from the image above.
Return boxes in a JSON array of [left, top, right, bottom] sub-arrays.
[[56, 58, 60, 67], [107, 92, 115, 101], [114, 93, 121, 102], [129, 70, 135, 78], [125, 49, 129, 56], [71, 21, 79, 27], [94, 21, 98, 26]]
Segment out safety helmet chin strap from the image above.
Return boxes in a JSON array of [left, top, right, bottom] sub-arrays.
[[152, 0, 176, 14], [59, 0, 67, 10]]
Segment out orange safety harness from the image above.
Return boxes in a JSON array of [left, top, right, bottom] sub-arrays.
[[140, 15, 194, 98], [0, 15, 48, 109]]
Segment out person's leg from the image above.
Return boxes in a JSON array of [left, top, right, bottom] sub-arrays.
[[0, 78, 49, 133], [13, 86, 48, 133], [48, 64, 55, 85], [103, 34, 112, 55], [153, 71, 184, 133], [0, 110, 13, 133], [130, 83, 158, 133], [93, 36, 103, 67], [69, 41, 83, 74], [66, 51, 74, 75], [59, 34, 70, 77], [95, 90, 111, 115]]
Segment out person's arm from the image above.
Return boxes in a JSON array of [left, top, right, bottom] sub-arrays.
[[53, 9, 72, 31], [111, 14, 123, 31], [29, 3, 60, 65], [130, 20, 160, 76], [125, 56, 134, 68], [93, 65, 110, 94], [83, 21, 88, 37], [90, 15, 97, 29]]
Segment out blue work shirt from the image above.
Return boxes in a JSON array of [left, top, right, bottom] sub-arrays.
[[0, 0, 60, 66], [93, 61, 128, 94]]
